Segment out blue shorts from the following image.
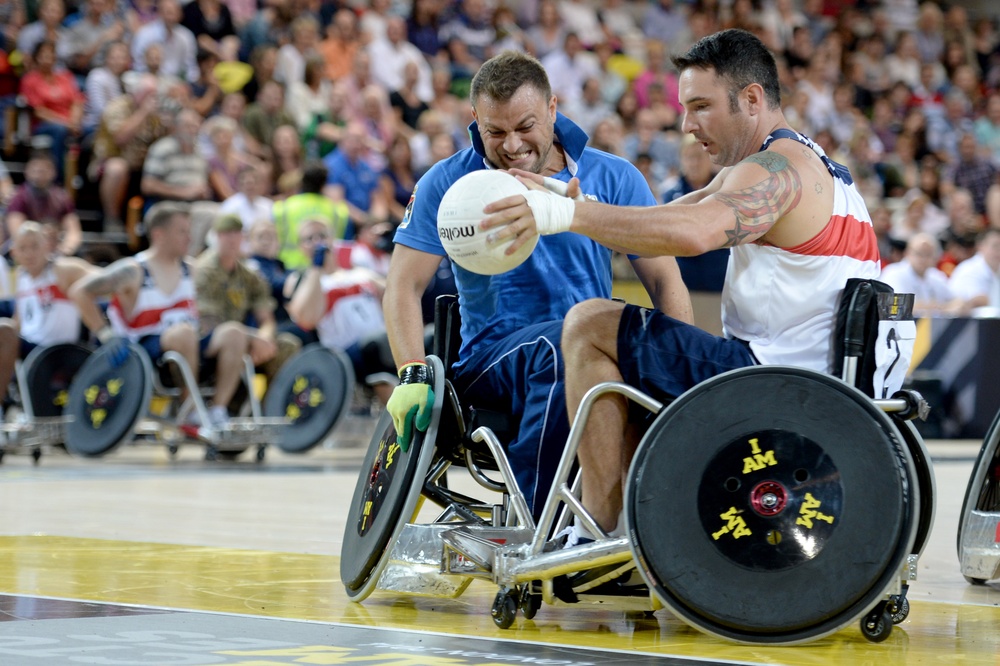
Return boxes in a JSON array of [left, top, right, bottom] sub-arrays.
[[19, 337, 38, 360], [136, 333, 213, 362], [617, 304, 757, 406], [452, 320, 568, 519]]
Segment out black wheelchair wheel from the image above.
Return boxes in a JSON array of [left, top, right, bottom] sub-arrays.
[[626, 365, 917, 644], [22, 343, 92, 418], [263, 344, 354, 453], [65, 342, 153, 457], [894, 417, 935, 559], [340, 355, 445, 601]]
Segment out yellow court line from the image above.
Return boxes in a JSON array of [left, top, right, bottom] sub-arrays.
[[1, 536, 998, 665]]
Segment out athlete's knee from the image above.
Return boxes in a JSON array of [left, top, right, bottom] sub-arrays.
[[212, 322, 249, 351], [562, 299, 625, 355], [0, 319, 16, 338], [160, 322, 198, 354]]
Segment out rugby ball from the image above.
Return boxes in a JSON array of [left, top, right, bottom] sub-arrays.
[[437, 170, 538, 275]]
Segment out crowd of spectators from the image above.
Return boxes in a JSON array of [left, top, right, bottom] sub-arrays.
[[0, 0, 998, 317]]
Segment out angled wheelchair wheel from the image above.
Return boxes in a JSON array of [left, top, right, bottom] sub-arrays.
[[22, 343, 92, 418], [894, 417, 935, 559], [263, 343, 355, 453], [65, 342, 153, 457], [341, 355, 445, 601], [957, 405, 1000, 584], [626, 366, 917, 645]]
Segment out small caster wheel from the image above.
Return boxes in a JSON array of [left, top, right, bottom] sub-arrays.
[[519, 585, 540, 620], [964, 575, 988, 586], [31, 448, 41, 465], [0, 450, 6, 464], [888, 595, 909, 624], [491, 588, 517, 629], [167, 444, 179, 458], [860, 603, 893, 643], [205, 445, 219, 462], [256, 446, 266, 462]]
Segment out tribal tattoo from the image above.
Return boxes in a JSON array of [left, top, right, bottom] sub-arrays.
[[713, 152, 803, 248], [84, 260, 141, 296]]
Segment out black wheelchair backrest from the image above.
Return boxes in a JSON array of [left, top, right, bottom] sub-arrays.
[[832, 278, 915, 399]]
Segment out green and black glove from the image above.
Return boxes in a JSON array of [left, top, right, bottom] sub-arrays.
[[386, 360, 435, 452]]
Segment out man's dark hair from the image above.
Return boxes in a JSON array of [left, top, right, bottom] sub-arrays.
[[301, 160, 328, 194], [27, 148, 56, 165], [470, 50, 551, 107], [144, 201, 190, 233], [672, 29, 782, 112]]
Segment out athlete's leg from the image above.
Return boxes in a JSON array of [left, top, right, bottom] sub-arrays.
[[203, 322, 249, 409], [455, 320, 569, 518], [159, 322, 200, 403], [561, 299, 629, 533], [0, 320, 17, 404]]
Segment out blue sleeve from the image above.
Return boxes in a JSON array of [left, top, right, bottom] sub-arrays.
[[393, 161, 452, 257]]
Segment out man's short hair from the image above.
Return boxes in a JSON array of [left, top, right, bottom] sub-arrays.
[[470, 50, 552, 107], [672, 29, 782, 112], [144, 201, 190, 233], [27, 148, 56, 166], [301, 161, 328, 194]]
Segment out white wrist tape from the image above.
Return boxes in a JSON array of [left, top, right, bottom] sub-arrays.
[[96, 326, 115, 344], [523, 190, 575, 236], [541, 176, 585, 201]]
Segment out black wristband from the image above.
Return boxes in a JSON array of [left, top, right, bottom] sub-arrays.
[[398, 363, 430, 385]]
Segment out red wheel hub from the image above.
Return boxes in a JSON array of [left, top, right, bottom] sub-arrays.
[[750, 480, 787, 516]]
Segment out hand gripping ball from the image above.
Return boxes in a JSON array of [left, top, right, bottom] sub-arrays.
[[436, 170, 539, 275]]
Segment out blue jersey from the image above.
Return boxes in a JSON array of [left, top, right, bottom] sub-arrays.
[[395, 113, 655, 364]]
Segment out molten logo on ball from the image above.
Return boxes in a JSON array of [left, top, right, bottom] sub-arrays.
[[437, 170, 539, 275]]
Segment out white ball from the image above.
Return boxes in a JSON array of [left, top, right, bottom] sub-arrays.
[[437, 170, 539, 275]]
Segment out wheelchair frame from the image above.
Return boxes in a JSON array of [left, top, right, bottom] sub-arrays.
[[344, 291, 936, 645], [65, 343, 288, 461], [1, 343, 92, 463]]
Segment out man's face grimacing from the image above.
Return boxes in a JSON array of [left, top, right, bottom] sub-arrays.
[[679, 67, 756, 168], [472, 85, 558, 175]]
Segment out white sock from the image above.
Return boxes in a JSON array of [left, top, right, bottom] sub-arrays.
[[209, 405, 229, 425], [573, 511, 625, 542]]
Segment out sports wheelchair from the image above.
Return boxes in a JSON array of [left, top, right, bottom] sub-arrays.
[[1, 342, 92, 463], [958, 401, 1000, 586], [63, 340, 356, 461], [341, 281, 936, 645]]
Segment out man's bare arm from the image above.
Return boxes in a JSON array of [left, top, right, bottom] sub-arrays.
[[69, 259, 141, 334], [712, 152, 802, 248], [78, 259, 141, 298]]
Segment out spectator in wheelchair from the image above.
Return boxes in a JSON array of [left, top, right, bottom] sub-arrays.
[[383, 49, 693, 518], [193, 213, 300, 388], [287, 219, 396, 405], [68, 203, 251, 431], [879, 232, 963, 317], [4, 150, 82, 258], [0, 222, 96, 423], [482, 29, 885, 570]]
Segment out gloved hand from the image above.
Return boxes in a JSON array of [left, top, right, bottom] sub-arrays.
[[386, 361, 435, 452], [312, 242, 329, 268], [97, 326, 130, 368]]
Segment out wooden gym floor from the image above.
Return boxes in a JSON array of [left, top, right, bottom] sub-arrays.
[[0, 413, 998, 665]]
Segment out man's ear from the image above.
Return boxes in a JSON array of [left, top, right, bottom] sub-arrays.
[[743, 83, 766, 116]]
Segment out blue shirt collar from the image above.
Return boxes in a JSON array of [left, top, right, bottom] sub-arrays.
[[467, 112, 590, 177]]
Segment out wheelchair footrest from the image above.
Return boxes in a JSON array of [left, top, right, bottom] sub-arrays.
[[1, 416, 71, 447], [198, 417, 288, 447], [441, 525, 536, 576], [959, 510, 1000, 582], [377, 523, 476, 598]]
